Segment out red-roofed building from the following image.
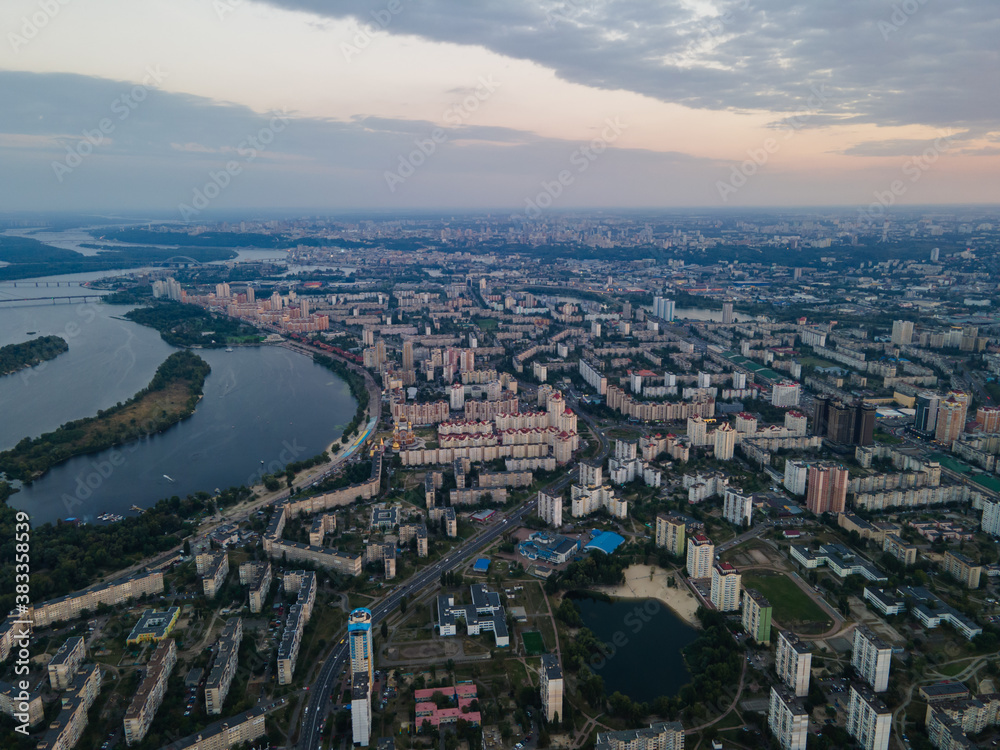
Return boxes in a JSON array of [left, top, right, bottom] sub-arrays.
[[415, 684, 481, 729]]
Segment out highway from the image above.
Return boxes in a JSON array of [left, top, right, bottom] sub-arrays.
[[297, 401, 609, 750]]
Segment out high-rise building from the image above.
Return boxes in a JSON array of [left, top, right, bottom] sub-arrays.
[[742, 589, 772, 644], [891, 320, 914, 346], [349, 608, 374, 683], [812, 395, 830, 437], [852, 625, 891, 693], [783, 460, 808, 496], [402, 339, 414, 372], [349, 608, 374, 747], [450, 382, 465, 410], [722, 301, 734, 325], [538, 492, 563, 528], [983, 500, 1000, 538], [775, 629, 812, 697], [826, 399, 856, 444], [805, 463, 848, 514], [713, 424, 736, 460], [846, 682, 892, 750], [655, 513, 686, 557], [653, 296, 676, 322], [710, 562, 741, 611], [977, 406, 1000, 433], [930, 247, 940, 262], [540, 654, 564, 723], [722, 488, 753, 527], [935, 392, 969, 445], [768, 686, 809, 750], [913, 391, 941, 435], [686, 535, 714, 578], [771, 382, 801, 408]]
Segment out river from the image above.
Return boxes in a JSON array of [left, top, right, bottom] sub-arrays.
[[569, 593, 698, 703], [1, 280, 356, 527]]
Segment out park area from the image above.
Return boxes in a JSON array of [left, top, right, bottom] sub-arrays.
[[742, 571, 833, 635]]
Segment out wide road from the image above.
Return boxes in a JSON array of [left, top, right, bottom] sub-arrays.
[[298, 420, 608, 750]]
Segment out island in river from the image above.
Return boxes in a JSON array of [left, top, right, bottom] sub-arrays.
[[0, 350, 210, 481], [0, 335, 69, 377]]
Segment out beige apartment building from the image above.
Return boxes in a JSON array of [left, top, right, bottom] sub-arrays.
[[48, 636, 86, 691], [124, 639, 177, 746], [31, 571, 165, 628]]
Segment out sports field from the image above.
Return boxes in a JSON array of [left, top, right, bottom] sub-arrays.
[[522, 631, 546, 655], [742, 572, 833, 634]]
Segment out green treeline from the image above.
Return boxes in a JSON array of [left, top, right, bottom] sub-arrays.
[[124, 301, 262, 348], [0, 351, 211, 481], [0, 335, 69, 376], [313, 354, 370, 441]]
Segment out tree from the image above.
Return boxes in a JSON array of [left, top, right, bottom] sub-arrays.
[[381, 621, 389, 640], [400, 595, 408, 614]]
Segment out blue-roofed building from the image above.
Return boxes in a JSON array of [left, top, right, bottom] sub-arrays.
[[584, 530, 625, 555], [517, 532, 581, 564], [473, 558, 490, 573]]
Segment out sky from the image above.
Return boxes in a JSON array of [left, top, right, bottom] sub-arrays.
[[1, 0, 998, 215]]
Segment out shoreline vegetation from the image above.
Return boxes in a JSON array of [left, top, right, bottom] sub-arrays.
[[0, 350, 211, 482], [594, 564, 702, 628], [117, 300, 263, 348], [0, 335, 69, 377]]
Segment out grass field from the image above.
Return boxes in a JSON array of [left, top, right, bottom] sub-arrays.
[[742, 572, 832, 633], [522, 631, 546, 655]]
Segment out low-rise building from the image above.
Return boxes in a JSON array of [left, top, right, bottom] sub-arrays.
[[436, 584, 509, 647], [127, 608, 180, 645], [791, 543, 887, 582]]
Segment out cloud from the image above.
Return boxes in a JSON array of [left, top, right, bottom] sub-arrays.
[[0, 69, 718, 212], [260, 0, 1000, 130]]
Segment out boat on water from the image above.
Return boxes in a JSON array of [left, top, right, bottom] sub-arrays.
[[225, 347, 234, 352], [130, 504, 144, 514], [26, 331, 37, 335], [163, 474, 175, 482]]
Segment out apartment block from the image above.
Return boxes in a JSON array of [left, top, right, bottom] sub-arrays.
[[741, 589, 773, 644], [805, 463, 848, 514], [776, 629, 812, 698], [783, 460, 808, 496], [540, 654, 564, 723], [206, 618, 243, 715], [655, 512, 686, 557], [197, 552, 230, 598], [686, 535, 714, 579], [36, 664, 102, 750], [768, 686, 809, 750], [48, 636, 86, 691], [852, 625, 892, 693], [538, 491, 563, 527], [124, 640, 177, 746], [277, 572, 316, 685], [943, 550, 981, 589], [239, 561, 272, 614], [847, 682, 892, 750], [0, 680, 43, 727], [0, 616, 31, 663], [722, 488, 754, 527], [160, 706, 267, 750], [595, 721, 684, 750], [31, 570, 165, 628], [882, 535, 918, 566], [710, 563, 741, 611]]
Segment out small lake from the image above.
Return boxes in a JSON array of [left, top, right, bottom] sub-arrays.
[[570, 593, 698, 703]]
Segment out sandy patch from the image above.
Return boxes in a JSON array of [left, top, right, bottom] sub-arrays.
[[595, 564, 701, 628]]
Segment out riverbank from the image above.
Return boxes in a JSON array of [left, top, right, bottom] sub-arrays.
[[0, 350, 210, 481], [595, 564, 702, 628], [0, 335, 69, 377]]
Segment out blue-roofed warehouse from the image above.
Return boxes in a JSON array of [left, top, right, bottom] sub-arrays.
[[473, 558, 490, 573], [584, 530, 625, 555]]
